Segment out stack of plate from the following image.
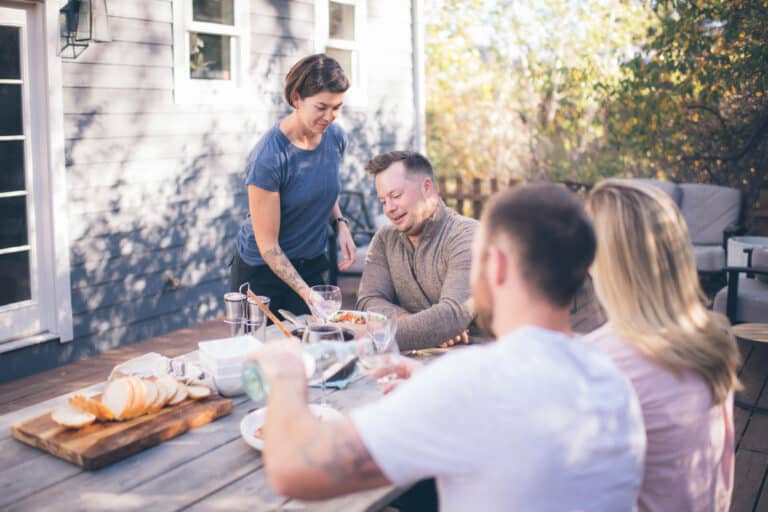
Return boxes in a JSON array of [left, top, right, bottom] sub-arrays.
[[197, 336, 261, 397]]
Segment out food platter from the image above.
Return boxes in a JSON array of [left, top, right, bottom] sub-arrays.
[[240, 404, 344, 450], [330, 309, 385, 325]]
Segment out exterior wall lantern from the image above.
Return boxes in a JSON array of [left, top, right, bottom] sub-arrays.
[[59, 0, 111, 59]]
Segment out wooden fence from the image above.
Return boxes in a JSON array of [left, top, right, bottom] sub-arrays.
[[439, 176, 768, 235], [437, 176, 592, 219]]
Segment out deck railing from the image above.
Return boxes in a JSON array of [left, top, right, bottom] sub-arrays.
[[437, 176, 592, 219]]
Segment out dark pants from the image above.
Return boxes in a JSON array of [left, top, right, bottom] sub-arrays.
[[229, 250, 328, 317], [390, 479, 438, 511]]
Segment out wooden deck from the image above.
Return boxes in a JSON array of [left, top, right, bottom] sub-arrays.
[[732, 337, 768, 512], [1, 277, 767, 511]]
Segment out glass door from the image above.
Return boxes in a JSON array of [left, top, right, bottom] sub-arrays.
[[0, 4, 47, 342]]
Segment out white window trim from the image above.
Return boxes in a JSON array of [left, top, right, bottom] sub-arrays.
[[315, 0, 368, 108], [1, 1, 73, 348], [172, 0, 250, 105], [46, 1, 73, 343]]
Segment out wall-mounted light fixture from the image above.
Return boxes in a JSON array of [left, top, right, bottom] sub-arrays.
[[59, 0, 111, 59]]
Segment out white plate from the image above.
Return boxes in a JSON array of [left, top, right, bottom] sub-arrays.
[[240, 404, 344, 451]]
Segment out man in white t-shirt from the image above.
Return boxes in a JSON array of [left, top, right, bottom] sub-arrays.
[[251, 183, 646, 511]]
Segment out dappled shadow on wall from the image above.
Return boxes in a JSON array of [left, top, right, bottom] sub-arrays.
[[65, 92, 252, 361], [60, 1, 412, 364], [60, 0, 322, 362], [339, 104, 412, 224]]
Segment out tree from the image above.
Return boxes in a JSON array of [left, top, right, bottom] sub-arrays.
[[607, 0, 768, 220], [425, 0, 653, 182]]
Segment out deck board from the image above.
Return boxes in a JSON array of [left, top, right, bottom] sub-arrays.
[[731, 449, 768, 512]]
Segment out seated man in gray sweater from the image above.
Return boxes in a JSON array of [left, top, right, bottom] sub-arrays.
[[356, 150, 484, 351]]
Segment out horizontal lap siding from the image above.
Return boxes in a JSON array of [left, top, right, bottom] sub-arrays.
[[340, 0, 415, 204], [56, 0, 415, 360]]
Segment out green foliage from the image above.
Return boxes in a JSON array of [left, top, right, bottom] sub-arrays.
[[425, 0, 654, 182], [426, 0, 767, 222], [606, 0, 768, 217]]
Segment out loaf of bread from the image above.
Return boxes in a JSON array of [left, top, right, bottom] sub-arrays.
[[51, 375, 213, 429], [51, 403, 96, 429]]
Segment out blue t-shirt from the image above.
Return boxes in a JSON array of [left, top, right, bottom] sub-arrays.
[[235, 123, 345, 266]]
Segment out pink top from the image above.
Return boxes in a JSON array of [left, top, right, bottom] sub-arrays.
[[586, 324, 734, 512]]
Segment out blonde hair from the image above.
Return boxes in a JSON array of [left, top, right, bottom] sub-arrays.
[[586, 179, 741, 404]]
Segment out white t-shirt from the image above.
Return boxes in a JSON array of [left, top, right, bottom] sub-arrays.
[[350, 326, 646, 512]]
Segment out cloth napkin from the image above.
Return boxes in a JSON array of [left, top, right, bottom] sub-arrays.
[[309, 376, 353, 390]]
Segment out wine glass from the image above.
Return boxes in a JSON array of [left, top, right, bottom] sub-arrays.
[[302, 323, 344, 405], [360, 308, 400, 382], [309, 285, 342, 324]]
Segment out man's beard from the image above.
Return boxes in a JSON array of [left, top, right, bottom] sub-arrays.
[[472, 265, 495, 337]]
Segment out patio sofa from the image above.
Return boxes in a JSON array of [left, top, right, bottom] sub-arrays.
[[626, 179, 744, 275]]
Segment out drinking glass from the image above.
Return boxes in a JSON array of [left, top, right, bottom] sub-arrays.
[[302, 323, 344, 405], [301, 323, 345, 344], [359, 308, 400, 382], [309, 284, 342, 323]]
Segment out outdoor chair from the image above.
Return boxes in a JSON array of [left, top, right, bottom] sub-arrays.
[[713, 247, 768, 323], [623, 180, 744, 278], [327, 190, 387, 285], [679, 183, 744, 275]]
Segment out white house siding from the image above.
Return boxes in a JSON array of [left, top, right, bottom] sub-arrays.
[[53, 0, 417, 365]]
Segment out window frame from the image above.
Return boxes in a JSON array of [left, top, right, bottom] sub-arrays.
[[0, 0, 73, 350], [172, 0, 250, 105], [315, 0, 367, 108]]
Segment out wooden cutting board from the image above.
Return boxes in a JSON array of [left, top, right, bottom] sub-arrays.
[[11, 395, 233, 470]]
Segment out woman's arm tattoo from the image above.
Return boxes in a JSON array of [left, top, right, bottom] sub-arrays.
[[262, 246, 308, 297]]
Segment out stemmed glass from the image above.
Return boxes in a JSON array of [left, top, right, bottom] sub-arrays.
[[302, 322, 344, 405], [359, 308, 400, 383], [309, 284, 342, 324]]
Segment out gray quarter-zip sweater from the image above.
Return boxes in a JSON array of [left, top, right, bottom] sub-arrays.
[[356, 201, 485, 351]]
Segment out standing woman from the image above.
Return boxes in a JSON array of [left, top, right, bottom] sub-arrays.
[[231, 54, 356, 315], [585, 180, 741, 512]]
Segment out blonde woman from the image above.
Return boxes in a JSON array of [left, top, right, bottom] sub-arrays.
[[585, 179, 741, 512]]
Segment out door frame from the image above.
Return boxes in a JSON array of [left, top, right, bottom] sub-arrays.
[[0, 0, 72, 350]]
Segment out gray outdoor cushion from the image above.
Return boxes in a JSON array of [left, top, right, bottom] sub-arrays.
[[679, 184, 741, 245], [713, 276, 768, 323], [693, 244, 726, 272], [755, 248, 768, 267], [754, 248, 768, 283], [631, 178, 682, 206]]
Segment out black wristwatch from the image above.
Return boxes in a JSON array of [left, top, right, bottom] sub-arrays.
[[332, 216, 350, 230]]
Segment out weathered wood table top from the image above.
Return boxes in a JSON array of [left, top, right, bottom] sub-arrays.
[[0, 322, 408, 511], [732, 323, 768, 344]]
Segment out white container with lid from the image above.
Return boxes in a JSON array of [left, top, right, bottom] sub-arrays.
[[198, 335, 261, 375]]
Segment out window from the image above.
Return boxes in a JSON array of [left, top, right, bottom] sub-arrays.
[[172, 0, 250, 104], [0, 2, 72, 348], [315, 0, 367, 107]]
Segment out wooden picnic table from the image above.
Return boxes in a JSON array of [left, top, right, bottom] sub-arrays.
[[0, 321, 414, 511]]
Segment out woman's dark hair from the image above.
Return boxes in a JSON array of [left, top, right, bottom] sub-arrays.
[[284, 54, 350, 108]]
